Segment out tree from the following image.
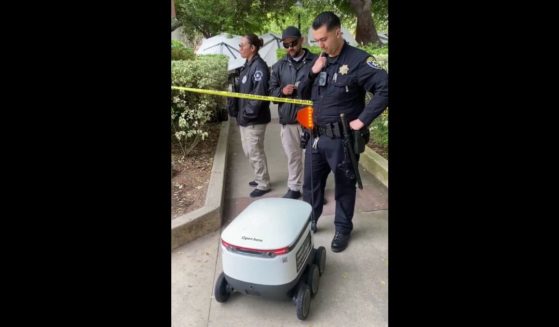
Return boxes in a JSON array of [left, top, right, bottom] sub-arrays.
[[171, 0, 181, 31], [333, 0, 387, 45], [175, 0, 294, 40], [349, 0, 378, 45], [174, 0, 388, 46], [284, 0, 388, 46], [175, 0, 236, 39], [171, 17, 182, 32]]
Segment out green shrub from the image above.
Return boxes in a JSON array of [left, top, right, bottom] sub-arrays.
[[172, 46, 195, 61], [362, 44, 388, 152], [197, 54, 227, 60], [171, 55, 228, 157], [276, 47, 286, 60], [172, 40, 186, 49], [365, 91, 389, 154], [359, 44, 388, 56], [369, 109, 389, 148]]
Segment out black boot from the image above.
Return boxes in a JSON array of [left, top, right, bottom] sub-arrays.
[[282, 189, 301, 199], [331, 231, 351, 252], [250, 188, 271, 197]]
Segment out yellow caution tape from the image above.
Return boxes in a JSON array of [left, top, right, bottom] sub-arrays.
[[171, 86, 313, 106]]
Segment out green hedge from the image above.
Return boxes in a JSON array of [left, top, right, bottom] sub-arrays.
[[172, 40, 186, 49], [171, 55, 229, 156], [369, 109, 388, 148], [172, 38, 195, 60], [359, 44, 388, 56], [172, 47, 195, 61]]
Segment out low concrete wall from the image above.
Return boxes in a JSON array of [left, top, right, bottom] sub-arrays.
[[359, 145, 388, 188], [171, 120, 230, 250]]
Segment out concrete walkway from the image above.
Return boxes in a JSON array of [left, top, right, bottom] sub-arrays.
[[172, 105, 388, 326]]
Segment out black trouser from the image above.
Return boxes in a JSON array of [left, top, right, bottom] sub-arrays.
[[302, 133, 358, 234]]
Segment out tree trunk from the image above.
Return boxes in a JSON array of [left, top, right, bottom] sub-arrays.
[[348, 0, 380, 45], [171, 18, 183, 32]]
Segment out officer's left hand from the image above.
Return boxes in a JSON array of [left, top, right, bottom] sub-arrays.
[[349, 119, 365, 130]]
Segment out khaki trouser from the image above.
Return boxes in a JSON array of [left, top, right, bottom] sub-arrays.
[[280, 124, 303, 192], [239, 124, 271, 190]]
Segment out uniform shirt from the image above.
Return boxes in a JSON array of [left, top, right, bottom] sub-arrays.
[[299, 41, 388, 126]]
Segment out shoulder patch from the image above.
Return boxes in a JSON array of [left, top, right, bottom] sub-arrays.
[[254, 70, 263, 81], [366, 56, 381, 69]]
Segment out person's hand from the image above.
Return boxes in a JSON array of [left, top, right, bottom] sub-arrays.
[[311, 52, 327, 74], [349, 119, 365, 130], [282, 84, 295, 95]]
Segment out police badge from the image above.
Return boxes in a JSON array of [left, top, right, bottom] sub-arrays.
[[242, 75, 247, 84], [254, 70, 263, 81]]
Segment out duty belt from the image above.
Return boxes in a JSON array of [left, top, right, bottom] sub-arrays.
[[316, 122, 343, 138]]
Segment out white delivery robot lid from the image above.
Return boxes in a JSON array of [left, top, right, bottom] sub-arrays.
[[221, 198, 312, 250]]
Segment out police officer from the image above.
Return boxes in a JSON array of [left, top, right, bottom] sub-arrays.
[[298, 12, 389, 252], [269, 26, 316, 199], [234, 34, 272, 197]]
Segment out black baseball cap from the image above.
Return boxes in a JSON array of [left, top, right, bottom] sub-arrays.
[[281, 26, 302, 40]]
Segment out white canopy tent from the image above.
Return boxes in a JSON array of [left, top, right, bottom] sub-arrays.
[[377, 32, 388, 44], [196, 32, 281, 72], [195, 33, 245, 71], [258, 32, 282, 68]]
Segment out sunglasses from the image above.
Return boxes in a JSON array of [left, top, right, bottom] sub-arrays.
[[282, 39, 299, 49]]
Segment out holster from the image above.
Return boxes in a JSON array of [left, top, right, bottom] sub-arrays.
[[352, 128, 370, 154], [300, 129, 310, 149]]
